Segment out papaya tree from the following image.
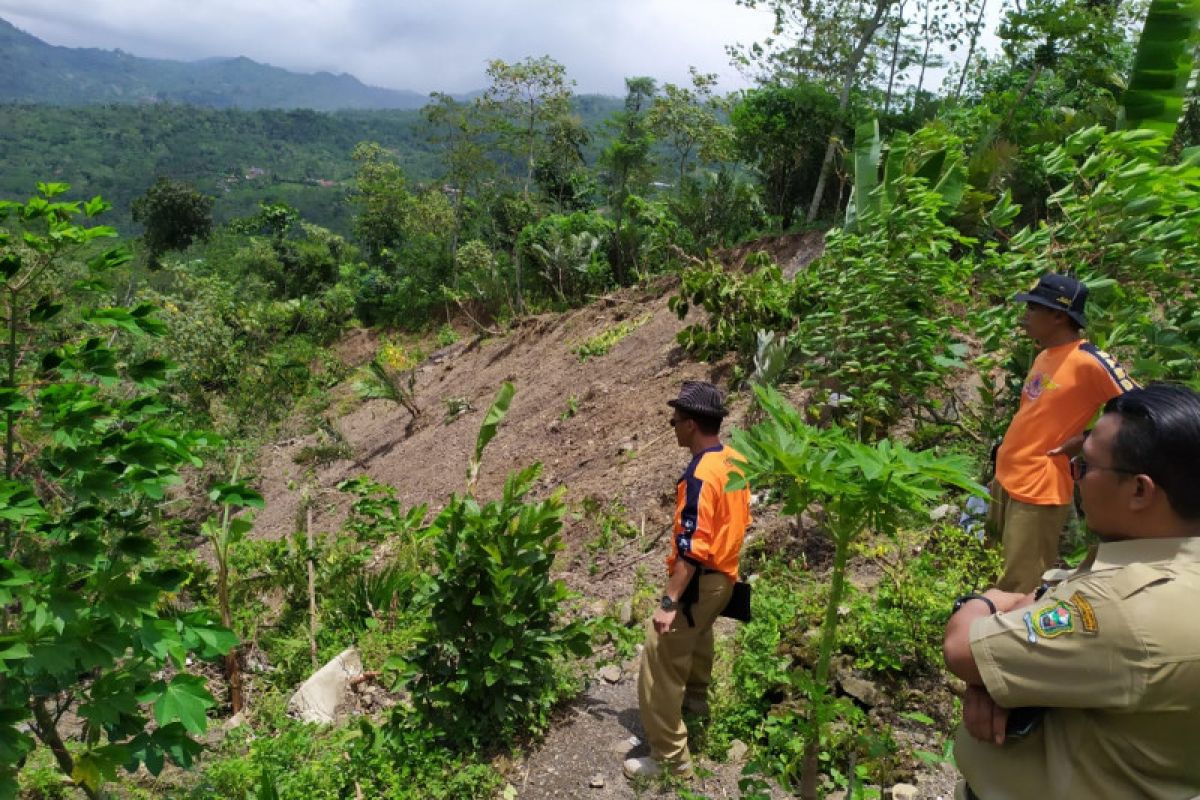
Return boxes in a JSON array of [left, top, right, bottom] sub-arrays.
[[0, 184, 234, 798], [730, 385, 982, 798]]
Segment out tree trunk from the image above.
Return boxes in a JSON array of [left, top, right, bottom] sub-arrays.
[[883, 0, 909, 114], [799, 527, 852, 800], [807, 0, 893, 222], [306, 506, 318, 670], [219, 563, 244, 713], [914, 2, 933, 102], [954, 0, 990, 101], [32, 698, 99, 800]]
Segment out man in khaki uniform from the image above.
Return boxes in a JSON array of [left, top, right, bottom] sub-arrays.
[[944, 384, 1200, 799], [624, 382, 751, 780]]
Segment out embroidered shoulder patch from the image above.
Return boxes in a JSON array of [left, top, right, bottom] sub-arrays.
[[1032, 600, 1075, 638], [1068, 592, 1099, 634]]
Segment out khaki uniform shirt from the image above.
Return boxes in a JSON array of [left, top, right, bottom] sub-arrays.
[[955, 537, 1200, 800]]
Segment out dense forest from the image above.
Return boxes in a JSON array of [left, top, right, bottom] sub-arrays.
[[1, 0, 1199, 798]]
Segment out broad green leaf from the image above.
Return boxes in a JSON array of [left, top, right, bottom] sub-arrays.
[[208, 482, 265, 509], [846, 119, 881, 229], [0, 643, 29, 662], [1118, 0, 1200, 144], [37, 182, 70, 198], [150, 675, 215, 735], [474, 381, 515, 466]]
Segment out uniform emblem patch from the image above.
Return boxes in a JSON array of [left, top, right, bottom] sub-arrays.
[[1068, 592, 1098, 634], [1032, 601, 1074, 638]]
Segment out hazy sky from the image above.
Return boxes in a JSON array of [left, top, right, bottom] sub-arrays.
[[0, 0, 783, 96]]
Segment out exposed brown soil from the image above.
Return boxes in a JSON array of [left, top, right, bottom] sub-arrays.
[[250, 275, 743, 604], [238, 232, 965, 799]]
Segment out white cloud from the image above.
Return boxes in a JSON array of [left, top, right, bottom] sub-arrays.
[[0, 0, 778, 95]]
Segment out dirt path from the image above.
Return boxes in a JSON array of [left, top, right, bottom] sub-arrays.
[[511, 639, 793, 800], [509, 642, 959, 800]]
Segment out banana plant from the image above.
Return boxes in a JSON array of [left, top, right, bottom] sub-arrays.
[[845, 122, 967, 230], [1118, 0, 1200, 143]]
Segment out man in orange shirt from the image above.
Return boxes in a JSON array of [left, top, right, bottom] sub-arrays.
[[624, 381, 751, 780], [990, 273, 1136, 592]]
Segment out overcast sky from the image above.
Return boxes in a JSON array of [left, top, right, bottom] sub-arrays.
[[0, 0, 787, 96]]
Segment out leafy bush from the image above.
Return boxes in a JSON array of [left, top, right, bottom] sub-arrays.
[[518, 210, 615, 303], [670, 252, 795, 364], [788, 171, 975, 436], [979, 126, 1200, 389], [403, 462, 590, 746], [840, 526, 1001, 674], [192, 711, 501, 800], [671, 170, 767, 250]]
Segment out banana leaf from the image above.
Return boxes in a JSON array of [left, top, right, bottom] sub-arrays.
[[1118, 0, 1200, 143], [845, 119, 882, 230]]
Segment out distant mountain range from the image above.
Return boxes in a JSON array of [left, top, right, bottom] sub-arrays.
[[0, 17, 438, 110]]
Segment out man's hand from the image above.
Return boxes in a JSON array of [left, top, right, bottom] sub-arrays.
[[652, 607, 677, 635], [945, 589, 1037, 684], [1047, 433, 1085, 459], [963, 684, 1010, 745]]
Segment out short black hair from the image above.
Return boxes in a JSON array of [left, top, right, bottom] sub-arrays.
[[1104, 384, 1200, 520], [678, 409, 721, 435]]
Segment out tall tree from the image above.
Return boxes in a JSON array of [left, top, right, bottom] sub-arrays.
[[648, 68, 735, 191], [131, 176, 213, 265], [731, 82, 841, 227], [732, 0, 902, 221], [533, 114, 593, 211], [600, 76, 658, 284], [423, 92, 495, 256], [479, 56, 575, 196], [350, 142, 412, 263]]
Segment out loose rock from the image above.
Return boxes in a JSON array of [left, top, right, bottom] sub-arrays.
[[598, 665, 622, 684], [287, 647, 363, 724], [839, 674, 884, 707], [589, 773, 605, 789], [930, 503, 957, 521], [890, 783, 918, 800], [727, 739, 749, 762]]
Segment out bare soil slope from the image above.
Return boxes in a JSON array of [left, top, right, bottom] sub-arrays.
[[252, 277, 741, 597]]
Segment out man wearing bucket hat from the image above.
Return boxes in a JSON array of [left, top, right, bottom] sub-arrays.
[[624, 381, 751, 780], [989, 273, 1136, 592]]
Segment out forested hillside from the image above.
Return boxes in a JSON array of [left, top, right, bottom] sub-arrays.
[[2, 1, 1200, 799], [0, 17, 432, 110], [0, 96, 624, 234]]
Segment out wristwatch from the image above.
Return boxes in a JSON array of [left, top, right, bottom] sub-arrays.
[[951, 593, 997, 616], [660, 595, 679, 611]]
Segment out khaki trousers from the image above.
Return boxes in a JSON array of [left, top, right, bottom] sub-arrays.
[[988, 480, 1071, 593], [637, 572, 732, 765]]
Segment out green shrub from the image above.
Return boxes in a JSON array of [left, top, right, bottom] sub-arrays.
[[840, 526, 1001, 674], [403, 462, 591, 746]]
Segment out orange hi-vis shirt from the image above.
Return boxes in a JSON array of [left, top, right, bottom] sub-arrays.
[[996, 340, 1136, 506], [669, 444, 752, 582]]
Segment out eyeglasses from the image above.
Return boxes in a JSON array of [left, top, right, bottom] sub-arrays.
[[1069, 455, 1137, 481]]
